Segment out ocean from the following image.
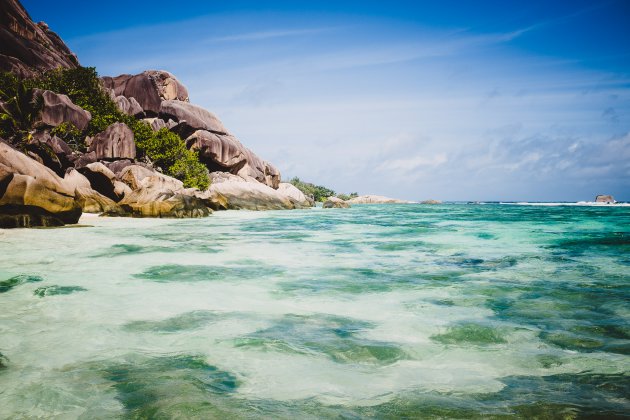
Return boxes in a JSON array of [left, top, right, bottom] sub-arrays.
[[0, 204, 628, 418]]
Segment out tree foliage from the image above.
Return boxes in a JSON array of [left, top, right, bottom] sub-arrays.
[[137, 128, 209, 190], [0, 68, 210, 190], [289, 177, 336, 202]]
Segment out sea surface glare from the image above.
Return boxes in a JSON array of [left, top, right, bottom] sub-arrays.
[[0, 204, 628, 418]]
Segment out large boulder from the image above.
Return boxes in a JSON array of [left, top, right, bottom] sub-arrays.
[[347, 195, 412, 204], [160, 100, 228, 137], [196, 172, 294, 211], [77, 162, 122, 201], [323, 196, 350, 209], [119, 164, 182, 191], [0, 0, 79, 77], [112, 174, 209, 218], [277, 183, 313, 208], [26, 131, 74, 176], [101, 70, 188, 116], [35, 90, 91, 131], [63, 168, 124, 213], [114, 95, 144, 118], [186, 130, 280, 189], [88, 122, 136, 160], [0, 141, 81, 227]]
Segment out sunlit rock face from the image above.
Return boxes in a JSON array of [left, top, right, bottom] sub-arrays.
[[0, 141, 81, 227], [0, 0, 79, 77]]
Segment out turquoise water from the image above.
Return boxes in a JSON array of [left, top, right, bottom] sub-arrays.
[[0, 204, 628, 418]]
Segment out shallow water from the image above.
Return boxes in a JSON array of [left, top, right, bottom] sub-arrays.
[[0, 204, 628, 418]]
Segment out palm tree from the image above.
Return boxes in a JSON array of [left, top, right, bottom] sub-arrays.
[[0, 78, 43, 147]]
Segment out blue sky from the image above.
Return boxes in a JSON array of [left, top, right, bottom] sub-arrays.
[[24, 0, 630, 201]]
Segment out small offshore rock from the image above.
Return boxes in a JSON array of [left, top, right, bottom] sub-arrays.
[[323, 196, 350, 208], [595, 195, 615, 203]]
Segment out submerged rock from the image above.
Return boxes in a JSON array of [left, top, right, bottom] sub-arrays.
[[0, 274, 43, 293], [323, 196, 350, 209], [0, 141, 81, 228], [33, 285, 87, 297]]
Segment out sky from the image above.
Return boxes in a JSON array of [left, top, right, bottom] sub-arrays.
[[23, 0, 630, 201]]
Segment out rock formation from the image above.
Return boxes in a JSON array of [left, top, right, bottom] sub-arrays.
[[323, 196, 350, 209], [88, 122, 136, 160], [420, 199, 442, 205], [196, 172, 295, 211], [0, 0, 78, 77], [0, 141, 81, 227], [101, 71, 189, 116], [595, 195, 615, 204], [36, 89, 91, 131], [0, 0, 328, 226]]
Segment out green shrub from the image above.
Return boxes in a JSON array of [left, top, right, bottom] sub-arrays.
[[136, 128, 209, 190], [169, 150, 210, 190], [289, 177, 336, 202]]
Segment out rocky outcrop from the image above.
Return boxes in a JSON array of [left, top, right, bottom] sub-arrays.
[[186, 130, 280, 189], [112, 173, 209, 218], [347, 195, 411, 204], [88, 122, 136, 160], [595, 195, 615, 204], [27, 130, 74, 176], [160, 100, 228, 137], [36, 90, 91, 131], [323, 196, 350, 209], [0, 141, 81, 227], [197, 172, 293, 211], [77, 162, 122, 201], [277, 183, 313, 208], [420, 199, 442, 204], [101, 70, 188, 116], [0, 0, 78, 77], [119, 164, 182, 191], [114, 95, 144, 118]]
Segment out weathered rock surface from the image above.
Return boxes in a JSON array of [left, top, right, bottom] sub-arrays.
[[35, 90, 91, 131], [347, 195, 412, 204], [119, 164, 182, 191], [186, 130, 280, 189], [101, 70, 188, 116], [323, 196, 350, 209], [64, 168, 122, 213], [77, 162, 121, 201], [112, 174, 209, 218], [104, 159, 133, 175], [0, 0, 78, 77], [0, 141, 81, 227], [114, 95, 144, 118], [88, 122, 136, 160], [160, 100, 228, 137], [277, 183, 313, 208], [27, 131, 74, 176], [197, 172, 293, 211], [595, 195, 615, 203]]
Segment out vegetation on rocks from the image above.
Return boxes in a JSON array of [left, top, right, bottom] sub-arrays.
[[0, 67, 209, 189], [289, 177, 335, 202], [137, 128, 209, 190]]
